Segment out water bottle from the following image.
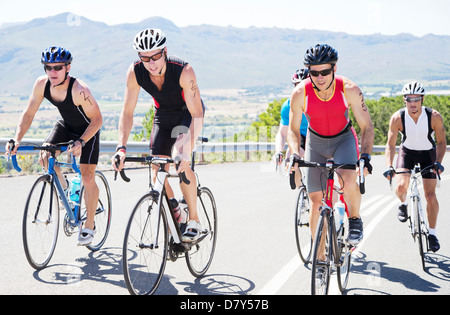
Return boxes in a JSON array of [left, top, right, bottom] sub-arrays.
[[69, 175, 81, 202], [169, 198, 182, 224], [334, 201, 346, 231]]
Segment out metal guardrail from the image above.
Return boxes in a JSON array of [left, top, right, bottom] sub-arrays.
[[0, 137, 417, 155]]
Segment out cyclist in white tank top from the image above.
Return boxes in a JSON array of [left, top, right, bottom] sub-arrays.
[[385, 81, 446, 252]]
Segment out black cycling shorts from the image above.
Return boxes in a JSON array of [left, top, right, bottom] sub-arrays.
[[150, 102, 205, 156], [396, 144, 436, 179], [44, 119, 100, 165]]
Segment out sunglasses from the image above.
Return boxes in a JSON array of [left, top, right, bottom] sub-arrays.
[[309, 68, 334, 77], [44, 65, 66, 72], [404, 96, 423, 103], [139, 50, 165, 62]]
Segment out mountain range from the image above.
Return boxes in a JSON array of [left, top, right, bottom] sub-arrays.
[[1, 13, 450, 99]]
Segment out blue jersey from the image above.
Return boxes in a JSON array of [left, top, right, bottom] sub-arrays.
[[280, 99, 308, 137]]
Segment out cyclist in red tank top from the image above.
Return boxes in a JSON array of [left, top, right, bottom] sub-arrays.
[[288, 44, 374, 247]]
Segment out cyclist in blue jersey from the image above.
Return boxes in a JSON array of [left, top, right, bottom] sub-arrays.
[[274, 69, 309, 186]]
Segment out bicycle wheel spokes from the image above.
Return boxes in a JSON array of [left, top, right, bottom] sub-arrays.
[[295, 187, 312, 264], [186, 187, 217, 277], [337, 218, 352, 292], [123, 194, 168, 295], [22, 175, 59, 270], [311, 214, 331, 295], [79, 171, 112, 251], [415, 199, 428, 271]]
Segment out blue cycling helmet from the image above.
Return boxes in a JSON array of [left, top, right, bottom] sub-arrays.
[[41, 46, 73, 64]]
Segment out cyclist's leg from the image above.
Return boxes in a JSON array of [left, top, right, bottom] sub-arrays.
[[423, 178, 438, 228], [41, 120, 71, 189], [79, 133, 100, 234], [334, 130, 360, 218]]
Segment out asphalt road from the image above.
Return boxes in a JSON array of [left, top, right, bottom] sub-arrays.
[[1, 155, 450, 295]]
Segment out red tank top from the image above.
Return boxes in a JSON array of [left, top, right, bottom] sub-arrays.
[[304, 76, 349, 137]]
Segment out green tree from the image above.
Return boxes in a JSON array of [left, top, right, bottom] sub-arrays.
[[133, 107, 155, 141]]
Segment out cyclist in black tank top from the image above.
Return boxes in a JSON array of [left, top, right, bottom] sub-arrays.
[[6, 46, 103, 246], [113, 28, 205, 242]]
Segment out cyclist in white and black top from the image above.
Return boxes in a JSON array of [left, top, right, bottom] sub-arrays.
[[112, 28, 205, 243], [5, 47, 103, 246], [385, 81, 446, 252]]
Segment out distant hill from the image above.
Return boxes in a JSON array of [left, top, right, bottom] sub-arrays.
[[1, 12, 450, 99]]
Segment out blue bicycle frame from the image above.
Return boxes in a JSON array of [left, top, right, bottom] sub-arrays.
[[11, 146, 81, 226]]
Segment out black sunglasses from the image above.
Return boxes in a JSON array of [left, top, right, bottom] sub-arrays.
[[404, 96, 423, 103], [138, 50, 165, 62], [44, 65, 66, 72], [309, 68, 334, 77]]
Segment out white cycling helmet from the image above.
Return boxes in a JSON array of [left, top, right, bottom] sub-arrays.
[[401, 81, 426, 95], [133, 28, 167, 52]]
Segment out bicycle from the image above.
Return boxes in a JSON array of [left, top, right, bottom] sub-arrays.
[[8, 140, 112, 270], [116, 137, 217, 295], [386, 164, 441, 271], [290, 157, 365, 295]]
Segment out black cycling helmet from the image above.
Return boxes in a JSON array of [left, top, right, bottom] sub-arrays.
[[291, 68, 309, 84], [303, 44, 338, 67], [41, 46, 73, 64]]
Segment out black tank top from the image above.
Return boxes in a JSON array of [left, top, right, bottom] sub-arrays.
[[134, 56, 188, 112], [44, 77, 91, 135]]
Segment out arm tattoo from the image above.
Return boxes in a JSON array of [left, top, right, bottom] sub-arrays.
[[359, 92, 367, 111], [80, 91, 93, 106], [190, 80, 198, 98]]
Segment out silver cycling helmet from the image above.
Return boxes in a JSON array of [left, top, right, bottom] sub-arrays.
[[133, 28, 167, 52], [401, 81, 426, 95]]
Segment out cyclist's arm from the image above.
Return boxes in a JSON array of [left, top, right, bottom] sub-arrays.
[[11, 76, 46, 153], [177, 64, 204, 160], [275, 123, 288, 153], [431, 110, 447, 164], [119, 64, 140, 149], [385, 111, 401, 167], [112, 64, 140, 171], [72, 79, 103, 143], [287, 83, 305, 157], [344, 78, 374, 155]]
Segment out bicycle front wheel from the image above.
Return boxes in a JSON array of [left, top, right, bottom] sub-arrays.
[[123, 193, 168, 295], [311, 211, 331, 295], [79, 171, 112, 251], [415, 198, 428, 271], [337, 217, 352, 292], [22, 175, 60, 270], [186, 187, 218, 277], [295, 186, 312, 264]]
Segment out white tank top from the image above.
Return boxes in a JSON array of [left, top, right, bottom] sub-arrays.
[[401, 106, 435, 151]]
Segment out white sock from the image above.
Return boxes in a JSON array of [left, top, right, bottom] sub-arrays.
[[429, 228, 437, 236], [401, 200, 408, 206]]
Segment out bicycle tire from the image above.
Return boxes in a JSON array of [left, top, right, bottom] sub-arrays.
[[22, 175, 60, 270], [311, 211, 331, 295], [186, 187, 218, 277], [337, 217, 352, 292], [295, 186, 312, 264], [122, 193, 168, 295], [415, 197, 428, 271], [79, 171, 112, 251]]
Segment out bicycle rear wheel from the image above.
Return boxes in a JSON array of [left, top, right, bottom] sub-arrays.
[[123, 193, 168, 295], [295, 186, 312, 263], [22, 175, 60, 270], [79, 171, 112, 251], [414, 198, 428, 271], [311, 211, 331, 295], [186, 187, 218, 277]]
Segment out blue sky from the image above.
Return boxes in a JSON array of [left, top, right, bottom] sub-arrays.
[[1, 0, 449, 37]]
